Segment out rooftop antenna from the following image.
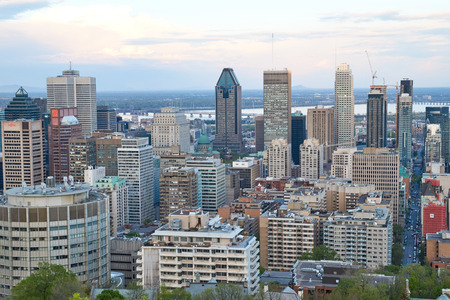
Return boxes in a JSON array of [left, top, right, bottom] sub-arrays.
[[69, 61, 72, 71], [272, 33, 274, 70]]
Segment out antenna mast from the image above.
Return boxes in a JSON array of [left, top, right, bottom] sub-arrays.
[[272, 33, 274, 70]]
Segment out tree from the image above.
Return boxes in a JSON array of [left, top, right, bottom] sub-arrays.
[[393, 224, 404, 244], [10, 262, 85, 300], [96, 290, 126, 300], [144, 218, 152, 225], [126, 281, 146, 300], [299, 244, 340, 261], [194, 283, 250, 300], [171, 288, 192, 300], [392, 243, 404, 266], [126, 231, 141, 238], [71, 293, 89, 300]]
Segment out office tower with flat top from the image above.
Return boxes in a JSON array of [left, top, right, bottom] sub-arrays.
[[291, 112, 307, 165], [307, 105, 333, 163], [397, 93, 413, 169], [334, 63, 354, 147], [367, 85, 387, 148]]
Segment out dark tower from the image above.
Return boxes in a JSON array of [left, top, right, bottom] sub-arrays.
[[367, 85, 387, 148], [291, 112, 307, 165], [5, 87, 41, 121], [214, 68, 244, 153]]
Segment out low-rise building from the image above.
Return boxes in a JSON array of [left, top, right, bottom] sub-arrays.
[[426, 231, 450, 269], [139, 208, 259, 294]]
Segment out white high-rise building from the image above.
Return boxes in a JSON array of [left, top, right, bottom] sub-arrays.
[[118, 138, 154, 224], [263, 70, 291, 147], [300, 138, 323, 180], [331, 147, 357, 179], [47, 69, 97, 136], [186, 158, 225, 213], [151, 107, 190, 156], [264, 139, 291, 178], [334, 63, 354, 147]]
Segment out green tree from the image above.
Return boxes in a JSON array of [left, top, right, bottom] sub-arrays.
[[126, 281, 146, 300], [144, 218, 152, 225], [126, 231, 141, 238], [393, 224, 404, 244], [10, 262, 85, 300], [418, 243, 426, 265], [392, 243, 404, 266], [194, 283, 250, 300], [157, 285, 173, 300], [71, 293, 89, 300], [171, 288, 192, 300], [96, 290, 125, 300], [299, 244, 340, 261]]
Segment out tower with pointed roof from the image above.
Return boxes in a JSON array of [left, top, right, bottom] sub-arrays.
[[4, 87, 41, 121], [213, 68, 244, 153]]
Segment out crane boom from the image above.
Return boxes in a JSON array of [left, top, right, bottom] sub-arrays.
[[365, 50, 377, 85]]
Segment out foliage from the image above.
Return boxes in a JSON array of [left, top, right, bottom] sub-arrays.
[[193, 282, 250, 300], [126, 231, 141, 238], [299, 244, 340, 261], [71, 293, 89, 300], [157, 286, 191, 300], [393, 224, 404, 244], [401, 263, 444, 299], [411, 174, 422, 184], [418, 243, 426, 265], [258, 266, 265, 275], [144, 218, 152, 225], [374, 265, 401, 276], [10, 262, 85, 300], [392, 243, 404, 266], [96, 289, 125, 300], [126, 281, 146, 300], [254, 282, 282, 300]]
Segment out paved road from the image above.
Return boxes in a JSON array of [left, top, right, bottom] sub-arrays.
[[402, 148, 423, 265]]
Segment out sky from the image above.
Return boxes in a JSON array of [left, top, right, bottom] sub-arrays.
[[0, 0, 450, 91]]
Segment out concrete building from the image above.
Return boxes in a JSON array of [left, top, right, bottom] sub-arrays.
[[95, 133, 123, 177], [139, 208, 260, 294], [159, 167, 200, 223], [265, 139, 291, 178], [2, 119, 44, 190], [425, 124, 445, 173], [300, 139, 323, 180], [331, 148, 357, 179], [110, 237, 144, 285], [259, 205, 318, 271], [97, 106, 117, 132], [84, 166, 106, 186], [95, 176, 128, 237], [0, 182, 109, 297], [291, 112, 307, 165], [426, 107, 449, 171], [229, 157, 260, 189], [307, 105, 334, 163], [68, 137, 97, 183], [159, 146, 192, 170], [226, 170, 240, 205], [352, 148, 401, 224], [118, 138, 154, 224], [186, 158, 225, 213], [289, 187, 326, 211], [397, 80, 413, 169], [255, 116, 264, 152], [214, 68, 244, 153], [47, 69, 97, 136], [426, 231, 450, 269], [49, 107, 83, 183], [324, 208, 392, 268], [366, 85, 387, 148], [151, 107, 190, 156], [263, 70, 291, 147], [334, 63, 354, 147]]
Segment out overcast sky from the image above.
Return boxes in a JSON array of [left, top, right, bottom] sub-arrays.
[[1, 0, 450, 91]]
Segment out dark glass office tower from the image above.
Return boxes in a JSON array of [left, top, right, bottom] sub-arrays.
[[291, 112, 307, 165], [214, 68, 244, 153], [426, 107, 449, 171], [367, 85, 387, 148], [5, 87, 41, 121]]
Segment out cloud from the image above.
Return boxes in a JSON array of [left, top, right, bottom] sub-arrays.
[[0, 0, 57, 19], [322, 10, 450, 23]]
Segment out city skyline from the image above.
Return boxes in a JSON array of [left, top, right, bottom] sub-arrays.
[[0, 1, 450, 91]]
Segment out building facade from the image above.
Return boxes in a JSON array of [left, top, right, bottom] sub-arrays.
[[254, 116, 264, 152], [300, 139, 323, 180], [95, 133, 123, 177], [331, 148, 357, 179], [229, 158, 261, 189], [4, 87, 41, 121], [397, 93, 413, 169], [334, 63, 354, 147], [118, 138, 154, 224], [426, 107, 449, 171], [263, 70, 291, 147], [1, 120, 44, 190], [151, 107, 190, 156], [366, 85, 387, 148], [47, 69, 97, 136], [214, 68, 244, 153], [0, 183, 109, 297], [97, 106, 117, 132], [265, 139, 291, 178], [68, 137, 97, 183], [307, 105, 334, 163], [291, 112, 307, 165]]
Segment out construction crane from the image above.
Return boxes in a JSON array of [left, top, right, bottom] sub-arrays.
[[365, 50, 377, 85]]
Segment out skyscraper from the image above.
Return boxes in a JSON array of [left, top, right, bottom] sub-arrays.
[[68, 137, 97, 183], [151, 107, 190, 156], [334, 63, 354, 147], [1, 120, 44, 190], [366, 85, 387, 148], [254, 116, 264, 152], [97, 106, 117, 132], [307, 105, 334, 163], [424, 124, 445, 173], [397, 93, 413, 169], [214, 68, 244, 153], [118, 138, 154, 224], [47, 69, 97, 136], [4, 87, 41, 121], [49, 107, 83, 183], [300, 138, 323, 180], [426, 107, 449, 171], [291, 112, 307, 165], [264, 139, 291, 178], [263, 70, 291, 147]]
